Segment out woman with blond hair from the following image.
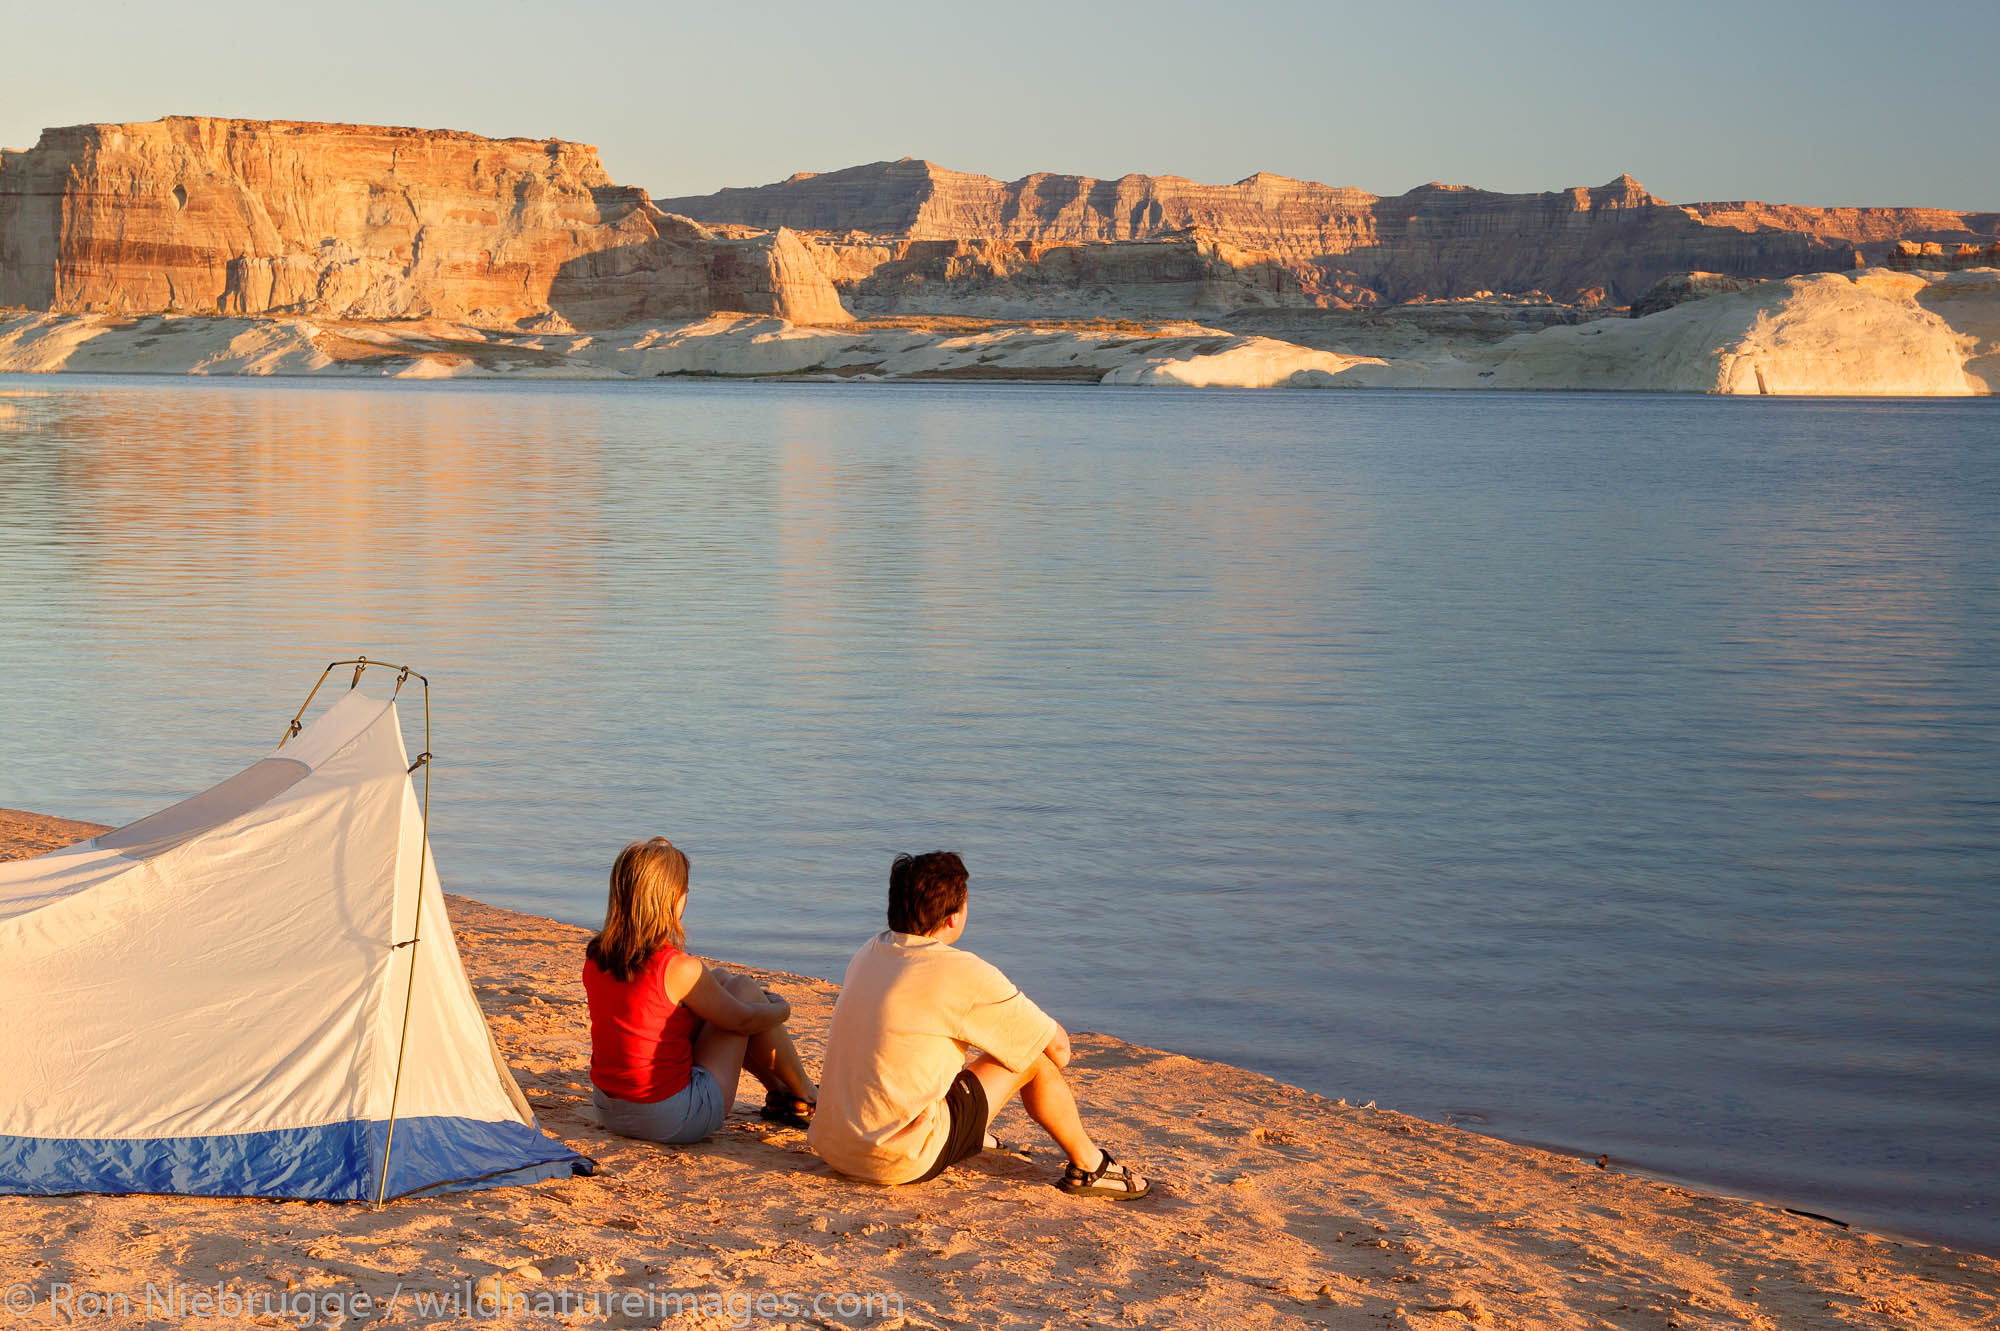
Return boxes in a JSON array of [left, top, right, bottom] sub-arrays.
[[582, 837, 816, 1143]]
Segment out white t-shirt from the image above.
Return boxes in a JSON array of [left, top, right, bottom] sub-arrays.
[[809, 930, 1057, 1184]]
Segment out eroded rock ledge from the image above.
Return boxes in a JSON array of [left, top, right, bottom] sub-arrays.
[[2, 267, 1993, 394]]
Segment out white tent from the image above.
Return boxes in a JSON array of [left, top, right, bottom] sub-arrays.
[[0, 687, 580, 1200]]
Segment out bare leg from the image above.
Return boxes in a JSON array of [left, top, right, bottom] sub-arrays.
[[691, 1018, 751, 1113], [968, 1052, 1099, 1169], [717, 972, 815, 1106]]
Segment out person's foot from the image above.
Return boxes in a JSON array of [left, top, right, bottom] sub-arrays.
[[758, 1090, 815, 1130], [1056, 1149, 1149, 1200]]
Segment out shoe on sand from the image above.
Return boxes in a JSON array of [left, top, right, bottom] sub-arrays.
[[758, 1092, 815, 1130], [1057, 1150, 1150, 1200]]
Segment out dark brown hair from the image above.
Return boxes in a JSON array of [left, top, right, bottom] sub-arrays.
[[586, 837, 690, 982], [888, 851, 968, 936]]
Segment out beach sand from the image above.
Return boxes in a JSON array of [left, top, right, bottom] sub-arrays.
[[3, 807, 1996, 1329]]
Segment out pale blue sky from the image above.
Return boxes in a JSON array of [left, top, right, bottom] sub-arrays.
[[3, 0, 1995, 210]]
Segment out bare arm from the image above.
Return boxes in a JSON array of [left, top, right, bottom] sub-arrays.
[[662, 954, 789, 1035], [952, 953, 1065, 1073]]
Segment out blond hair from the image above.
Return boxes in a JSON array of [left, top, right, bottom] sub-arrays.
[[585, 836, 690, 982]]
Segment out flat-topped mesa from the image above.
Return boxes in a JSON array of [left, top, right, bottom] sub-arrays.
[[660, 161, 2000, 308], [0, 117, 849, 327]]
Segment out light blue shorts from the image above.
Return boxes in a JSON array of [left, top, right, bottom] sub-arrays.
[[592, 1066, 727, 1144]]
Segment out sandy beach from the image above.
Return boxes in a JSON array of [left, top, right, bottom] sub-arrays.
[[3, 807, 1996, 1329]]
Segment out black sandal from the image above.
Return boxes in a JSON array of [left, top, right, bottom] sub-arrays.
[[759, 1091, 815, 1130], [1057, 1149, 1150, 1200]]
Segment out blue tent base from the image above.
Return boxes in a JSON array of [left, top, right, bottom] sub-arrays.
[[0, 1115, 582, 1201], [393, 1156, 580, 1201]]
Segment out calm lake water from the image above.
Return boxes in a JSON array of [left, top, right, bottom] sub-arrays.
[[2, 376, 1995, 1251]]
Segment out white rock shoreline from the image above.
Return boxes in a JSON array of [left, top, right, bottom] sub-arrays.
[[2, 267, 1995, 395]]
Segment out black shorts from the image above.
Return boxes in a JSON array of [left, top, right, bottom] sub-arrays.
[[913, 1069, 989, 1183]]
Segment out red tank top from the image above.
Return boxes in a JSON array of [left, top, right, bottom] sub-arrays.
[[582, 945, 699, 1102]]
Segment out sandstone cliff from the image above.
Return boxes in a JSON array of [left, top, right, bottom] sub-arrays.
[[658, 160, 2000, 309], [1885, 239, 2000, 272], [800, 228, 1312, 317], [0, 118, 848, 328]]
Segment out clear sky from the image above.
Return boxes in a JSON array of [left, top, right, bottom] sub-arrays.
[[3, 0, 1995, 210]]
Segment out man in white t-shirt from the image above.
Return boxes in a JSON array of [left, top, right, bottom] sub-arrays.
[[808, 851, 1150, 1198]]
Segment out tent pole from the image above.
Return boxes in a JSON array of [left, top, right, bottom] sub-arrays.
[[276, 663, 339, 746], [374, 673, 433, 1207], [279, 658, 429, 749], [277, 658, 437, 1205]]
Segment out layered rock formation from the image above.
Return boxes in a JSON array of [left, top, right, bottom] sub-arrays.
[[1886, 239, 2000, 272], [659, 160, 2000, 309], [0, 118, 848, 328], [4, 117, 1992, 373], [800, 227, 1312, 316], [1629, 272, 1758, 318]]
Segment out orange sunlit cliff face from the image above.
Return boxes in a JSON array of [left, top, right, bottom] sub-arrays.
[[0, 117, 848, 328]]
